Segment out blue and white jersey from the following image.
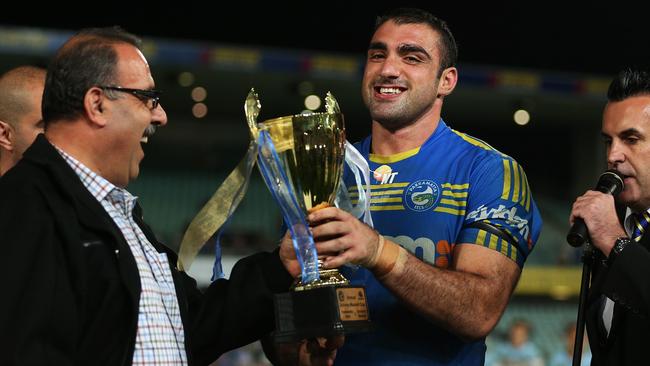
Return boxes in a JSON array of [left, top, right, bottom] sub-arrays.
[[337, 120, 542, 365]]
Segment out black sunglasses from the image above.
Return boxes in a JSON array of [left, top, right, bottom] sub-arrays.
[[100, 86, 162, 110]]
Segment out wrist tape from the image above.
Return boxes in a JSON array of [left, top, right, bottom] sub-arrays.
[[371, 235, 403, 278]]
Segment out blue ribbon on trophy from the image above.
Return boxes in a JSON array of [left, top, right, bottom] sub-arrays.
[[256, 129, 319, 283], [176, 89, 372, 289]]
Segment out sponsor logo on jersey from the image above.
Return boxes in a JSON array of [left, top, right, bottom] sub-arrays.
[[386, 235, 451, 267], [373, 164, 398, 184], [467, 204, 530, 238], [404, 179, 440, 212]]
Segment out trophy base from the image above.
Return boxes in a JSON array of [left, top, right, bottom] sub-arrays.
[[272, 283, 372, 343]]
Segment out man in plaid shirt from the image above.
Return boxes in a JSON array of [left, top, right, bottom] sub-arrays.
[[0, 27, 319, 366]]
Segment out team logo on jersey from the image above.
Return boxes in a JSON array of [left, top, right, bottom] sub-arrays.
[[373, 164, 398, 184], [404, 180, 440, 212]]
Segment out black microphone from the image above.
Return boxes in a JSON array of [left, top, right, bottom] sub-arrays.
[[567, 170, 625, 247]]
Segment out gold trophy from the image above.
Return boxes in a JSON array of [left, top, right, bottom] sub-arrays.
[[249, 90, 371, 342]]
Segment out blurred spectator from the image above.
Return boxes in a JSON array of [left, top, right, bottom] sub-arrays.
[[0, 65, 45, 176], [212, 341, 271, 366], [486, 319, 544, 366], [549, 322, 591, 366]]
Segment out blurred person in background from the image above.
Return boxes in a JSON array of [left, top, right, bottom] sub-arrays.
[[549, 322, 591, 366], [485, 319, 544, 366], [0, 65, 45, 176]]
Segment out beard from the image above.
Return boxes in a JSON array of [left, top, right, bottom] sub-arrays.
[[364, 89, 435, 131], [362, 75, 438, 131]]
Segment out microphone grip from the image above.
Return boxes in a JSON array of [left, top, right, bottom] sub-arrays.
[[567, 218, 589, 247]]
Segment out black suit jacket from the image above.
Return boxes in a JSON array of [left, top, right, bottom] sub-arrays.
[[586, 205, 650, 365], [0, 135, 292, 366]]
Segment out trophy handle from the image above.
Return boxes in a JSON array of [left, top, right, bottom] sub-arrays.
[[325, 91, 340, 114], [245, 88, 261, 138]]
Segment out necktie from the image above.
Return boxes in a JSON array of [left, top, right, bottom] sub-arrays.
[[631, 212, 650, 242]]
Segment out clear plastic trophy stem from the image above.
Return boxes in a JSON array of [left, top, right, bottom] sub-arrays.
[[249, 90, 372, 342]]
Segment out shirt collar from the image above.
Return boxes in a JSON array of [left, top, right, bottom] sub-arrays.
[[53, 145, 119, 203]]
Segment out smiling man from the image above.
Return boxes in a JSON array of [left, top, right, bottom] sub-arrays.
[[0, 27, 302, 366], [304, 8, 542, 365], [570, 67, 650, 365]]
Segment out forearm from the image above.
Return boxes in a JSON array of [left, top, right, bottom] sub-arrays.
[[307, 208, 522, 339], [376, 241, 520, 340]]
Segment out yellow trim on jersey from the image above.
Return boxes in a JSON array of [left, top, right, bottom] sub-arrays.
[[476, 230, 487, 245], [370, 182, 409, 189], [370, 205, 405, 211], [520, 165, 532, 212], [488, 234, 499, 251], [371, 197, 403, 203], [500, 158, 534, 211], [501, 160, 512, 200], [518, 164, 526, 206], [441, 183, 469, 190], [443, 190, 468, 198], [500, 240, 510, 257], [452, 130, 497, 152], [512, 161, 520, 202], [347, 185, 368, 192], [347, 183, 407, 200], [516, 164, 531, 211], [374, 189, 404, 196], [521, 168, 532, 212], [369, 147, 420, 163], [439, 198, 466, 207], [509, 245, 519, 262], [474, 228, 519, 263], [441, 183, 470, 211], [349, 189, 404, 198], [434, 207, 466, 215]]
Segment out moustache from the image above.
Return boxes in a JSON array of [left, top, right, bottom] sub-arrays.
[[143, 125, 157, 138]]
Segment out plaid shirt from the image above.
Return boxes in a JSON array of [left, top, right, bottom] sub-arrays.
[[57, 147, 187, 365]]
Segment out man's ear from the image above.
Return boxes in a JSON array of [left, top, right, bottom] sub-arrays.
[[437, 67, 458, 97], [0, 120, 13, 151], [84, 87, 108, 127]]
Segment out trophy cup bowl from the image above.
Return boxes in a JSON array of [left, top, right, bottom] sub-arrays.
[[260, 110, 372, 342]]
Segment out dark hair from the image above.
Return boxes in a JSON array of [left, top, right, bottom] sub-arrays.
[[42, 26, 142, 124], [607, 67, 650, 102], [375, 8, 458, 74]]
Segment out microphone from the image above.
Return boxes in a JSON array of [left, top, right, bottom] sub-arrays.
[[566, 170, 625, 247]]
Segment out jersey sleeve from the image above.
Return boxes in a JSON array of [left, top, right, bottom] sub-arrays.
[[457, 155, 542, 267]]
